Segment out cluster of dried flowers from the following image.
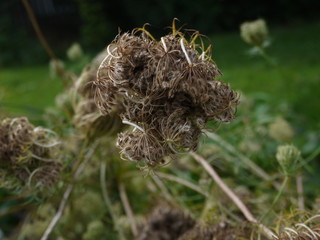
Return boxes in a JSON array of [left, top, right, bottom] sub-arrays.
[[94, 25, 239, 168], [137, 205, 195, 240], [0, 117, 61, 190], [137, 204, 248, 240], [71, 51, 124, 139]]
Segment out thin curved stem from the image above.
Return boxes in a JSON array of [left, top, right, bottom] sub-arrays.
[[260, 176, 289, 222], [157, 172, 209, 197], [41, 141, 98, 240], [100, 162, 127, 240], [257, 47, 276, 67], [296, 175, 305, 211], [119, 183, 138, 237], [21, 0, 57, 61]]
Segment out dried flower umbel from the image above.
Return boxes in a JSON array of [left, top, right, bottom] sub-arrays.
[[137, 205, 195, 240], [72, 50, 124, 139], [94, 24, 240, 168], [0, 117, 61, 190]]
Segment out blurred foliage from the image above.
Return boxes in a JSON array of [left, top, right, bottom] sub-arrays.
[[0, 1, 48, 66], [76, 0, 115, 51], [1, 0, 320, 66]]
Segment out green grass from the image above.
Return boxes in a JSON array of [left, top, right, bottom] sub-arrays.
[[1, 21, 319, 126], [212, 21, 320, 127], [0, 65, 64, 121]]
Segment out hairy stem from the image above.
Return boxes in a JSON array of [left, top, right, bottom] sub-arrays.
[[191, 152, 277, 240]]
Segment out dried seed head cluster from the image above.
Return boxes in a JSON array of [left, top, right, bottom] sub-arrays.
[[72, 51, 124, 139], [137, 204, 248, 240], [137, 205, 195, 240], [178, 223, 245, 240], [0, 117, 61, 190], [277, 215, 320, 240], [95, 24, 240, 168]]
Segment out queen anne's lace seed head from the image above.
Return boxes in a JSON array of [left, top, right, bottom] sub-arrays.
[[94, 24, 240, 169], [72, 52, 124, 139], [0, 117, 61, 190]]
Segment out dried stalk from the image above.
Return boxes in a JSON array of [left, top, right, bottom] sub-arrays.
[[21, 0, 76, 83], [119, 183, 138, 237], [190, 152, 278, 240], [21, 0, 57, 60], [100, 162, 127, 240], [296, 175, 305, 211], [151, 174, 175, 203], [41, 141, 98, 240], [157, 172, 209, 197]]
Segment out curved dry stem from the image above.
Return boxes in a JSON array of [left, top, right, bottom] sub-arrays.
[[100, 162, 127, 240], [180, 38, 192, 65], [157, 172, 209, 197], [122, 120, 145, 132], [40, 141, 98, 240], [119, 183, 138, 237]]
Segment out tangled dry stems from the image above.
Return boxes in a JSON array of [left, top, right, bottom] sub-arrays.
[[277, 215, 320, 240], [94, 26, 239, 168]]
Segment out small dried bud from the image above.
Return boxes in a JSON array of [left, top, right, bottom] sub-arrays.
[[276, 145, 301, 175], [67, 42, 84, 61], [49, 59, 65, 79], [269, 117, 294, 142], [240, 19, 268, 47]]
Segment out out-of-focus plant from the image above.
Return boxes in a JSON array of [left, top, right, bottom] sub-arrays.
[[240, 19, 275, 65]]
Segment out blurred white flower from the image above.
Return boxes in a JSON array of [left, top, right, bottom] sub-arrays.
[[240, 19, 268, 47], [67, 42, 84, 61]]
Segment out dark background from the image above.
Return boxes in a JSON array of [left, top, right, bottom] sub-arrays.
[[1, 0, 320, 66]]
